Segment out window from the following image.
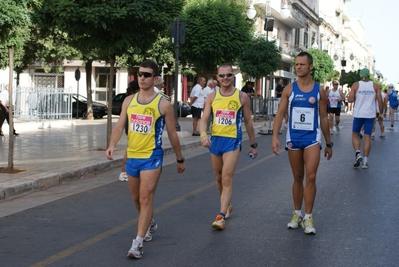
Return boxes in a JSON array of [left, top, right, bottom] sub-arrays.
[[303, 29, 309, 48], [294, 29, 300, 46]]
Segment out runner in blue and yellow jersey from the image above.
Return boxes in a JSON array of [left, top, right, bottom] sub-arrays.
[[105, 60, 185, 259], [272, 52, 332, 235], [200, 63, 258, 230]]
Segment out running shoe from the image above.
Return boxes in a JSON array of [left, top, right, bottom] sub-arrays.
[[118, 172, 128, 182], [301, 217, 316, 234], [359, 132, 363, 139], [361, 162, 369, 169], [379, 134, 385, 140], [225, 204, 233, 219], [127, 239, 143, 259], [287, 212, 303, 229], [330, 130, 334, 135], [371, 134, 375, 140], [335, 124, 340, 132], [144, 219, 158, 242], [354, 154, 363, 168], [212, 215, 225, 230]]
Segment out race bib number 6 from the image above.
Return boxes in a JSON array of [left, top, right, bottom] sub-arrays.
[[130, 114, 153, 134], [292, 107, 314, 130], [215, 110, 236, 126]]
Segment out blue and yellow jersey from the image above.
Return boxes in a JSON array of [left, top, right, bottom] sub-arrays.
[[126, 93, 164, 159], [211, 88, 243, 139]]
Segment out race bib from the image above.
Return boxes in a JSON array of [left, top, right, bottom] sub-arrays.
[[292, 107, 314, 130], [330, 99, 338, 108], [215, 110, 236, 126], [130, 114, 153, 134]]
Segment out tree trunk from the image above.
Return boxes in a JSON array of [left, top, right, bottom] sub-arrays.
[[85, 60, 94, 120], [8, 46, 15, 171], [106, 55, 116, 148]]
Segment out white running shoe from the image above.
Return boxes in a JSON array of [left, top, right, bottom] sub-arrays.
[[354, 154, 363, 168], [119, 172, 128, 182], [127, 239, 143, 259], [301, 217, 316, 234], [144, 219, 158, 242]]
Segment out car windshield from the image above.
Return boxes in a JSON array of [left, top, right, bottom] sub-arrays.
[[73, 94, 88, 103]]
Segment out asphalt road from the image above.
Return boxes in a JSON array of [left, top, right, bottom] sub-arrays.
[[1, 115, 399, 267]]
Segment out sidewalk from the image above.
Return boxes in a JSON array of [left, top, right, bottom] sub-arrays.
[[0, 116, 265, 201]]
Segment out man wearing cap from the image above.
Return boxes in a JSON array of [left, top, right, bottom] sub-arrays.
[[387, 83, 398, 130], [348, 68, 383, 169]]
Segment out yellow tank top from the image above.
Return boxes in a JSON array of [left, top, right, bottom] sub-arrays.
[[211, 88, 243, 138], [126, 93, 164, 159]]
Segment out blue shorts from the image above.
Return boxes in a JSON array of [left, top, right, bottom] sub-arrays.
[[352, 117, 374, 135], [286, 140, 320, 151], [209, 136, 241, 156], [126, 158, 163, 178]]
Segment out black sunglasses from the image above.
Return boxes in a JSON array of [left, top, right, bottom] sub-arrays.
[[138, 71, 154, 78], [218, 73, 233, 78]]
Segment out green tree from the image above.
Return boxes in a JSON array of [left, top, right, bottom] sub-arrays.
[[339, 70, 360, 88], [0, 0, 41, 172], [180, 0, 253, 73], [40, 0, 185, 146], [306, 48, 335, 83], [238, 36, 281, 79]]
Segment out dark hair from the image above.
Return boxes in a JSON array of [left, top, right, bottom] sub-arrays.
[[127, 80, 139, 96], [139, 59, 159, 76], [296, 51, 313, 65]]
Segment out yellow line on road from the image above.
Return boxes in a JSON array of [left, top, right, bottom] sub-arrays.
[[30, 151, 282, 267]]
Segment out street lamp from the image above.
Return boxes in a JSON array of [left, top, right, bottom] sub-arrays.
[[247, 3, 256, 19], [281, 1, 290, 19], [334, 47, 354, 79]]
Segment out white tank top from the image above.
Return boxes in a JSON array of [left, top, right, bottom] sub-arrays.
[[353, 81, 376, 118]]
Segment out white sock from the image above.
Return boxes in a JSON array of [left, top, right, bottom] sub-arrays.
[[363, 156, 368, 163], [304, 213, 312, 219], [294, 210, 302, 216], [136, 236, 144, 246]]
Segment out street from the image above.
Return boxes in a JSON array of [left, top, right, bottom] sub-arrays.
[[1, 115, 399, 267]]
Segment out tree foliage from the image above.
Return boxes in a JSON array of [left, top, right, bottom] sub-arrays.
[[238, 36, 281, 79], [306, 48, 335, 83], [180, 0, 253, 72], [39, 0, 184, 145]]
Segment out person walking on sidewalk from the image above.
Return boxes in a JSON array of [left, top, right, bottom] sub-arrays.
[[271, 51, 332, 235], [189, 76, 206, 136], [0, 84, 19, 136], [118, 80, 140, 182], [200, 63, 258, 230], [348, 68, 383, 169], [105, 60, 186, 259], [387, 84, 398, 130], [327, 80, 345, 135]]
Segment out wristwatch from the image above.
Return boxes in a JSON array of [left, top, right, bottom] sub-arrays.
[[326, 142, 333, 148], [176, 157, 185, 163], [250, 143, 258, 149]]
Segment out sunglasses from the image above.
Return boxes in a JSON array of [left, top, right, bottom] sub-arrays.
[[138, 71, 154, 78], [218, 73, 233, 78]]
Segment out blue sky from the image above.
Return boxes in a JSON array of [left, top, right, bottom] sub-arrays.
[[346, 0, 398, 84]]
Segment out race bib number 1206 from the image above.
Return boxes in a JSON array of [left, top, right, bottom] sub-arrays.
[[215, 110, 236, 126]]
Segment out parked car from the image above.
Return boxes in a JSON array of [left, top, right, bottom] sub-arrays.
[[71, 94, 107, 119], [177, 101, 191, 117], [112, 93, 126, 115]]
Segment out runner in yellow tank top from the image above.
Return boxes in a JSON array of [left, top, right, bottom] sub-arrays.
[[200, 63, 258, 230], [105, 60, 185, 259]]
